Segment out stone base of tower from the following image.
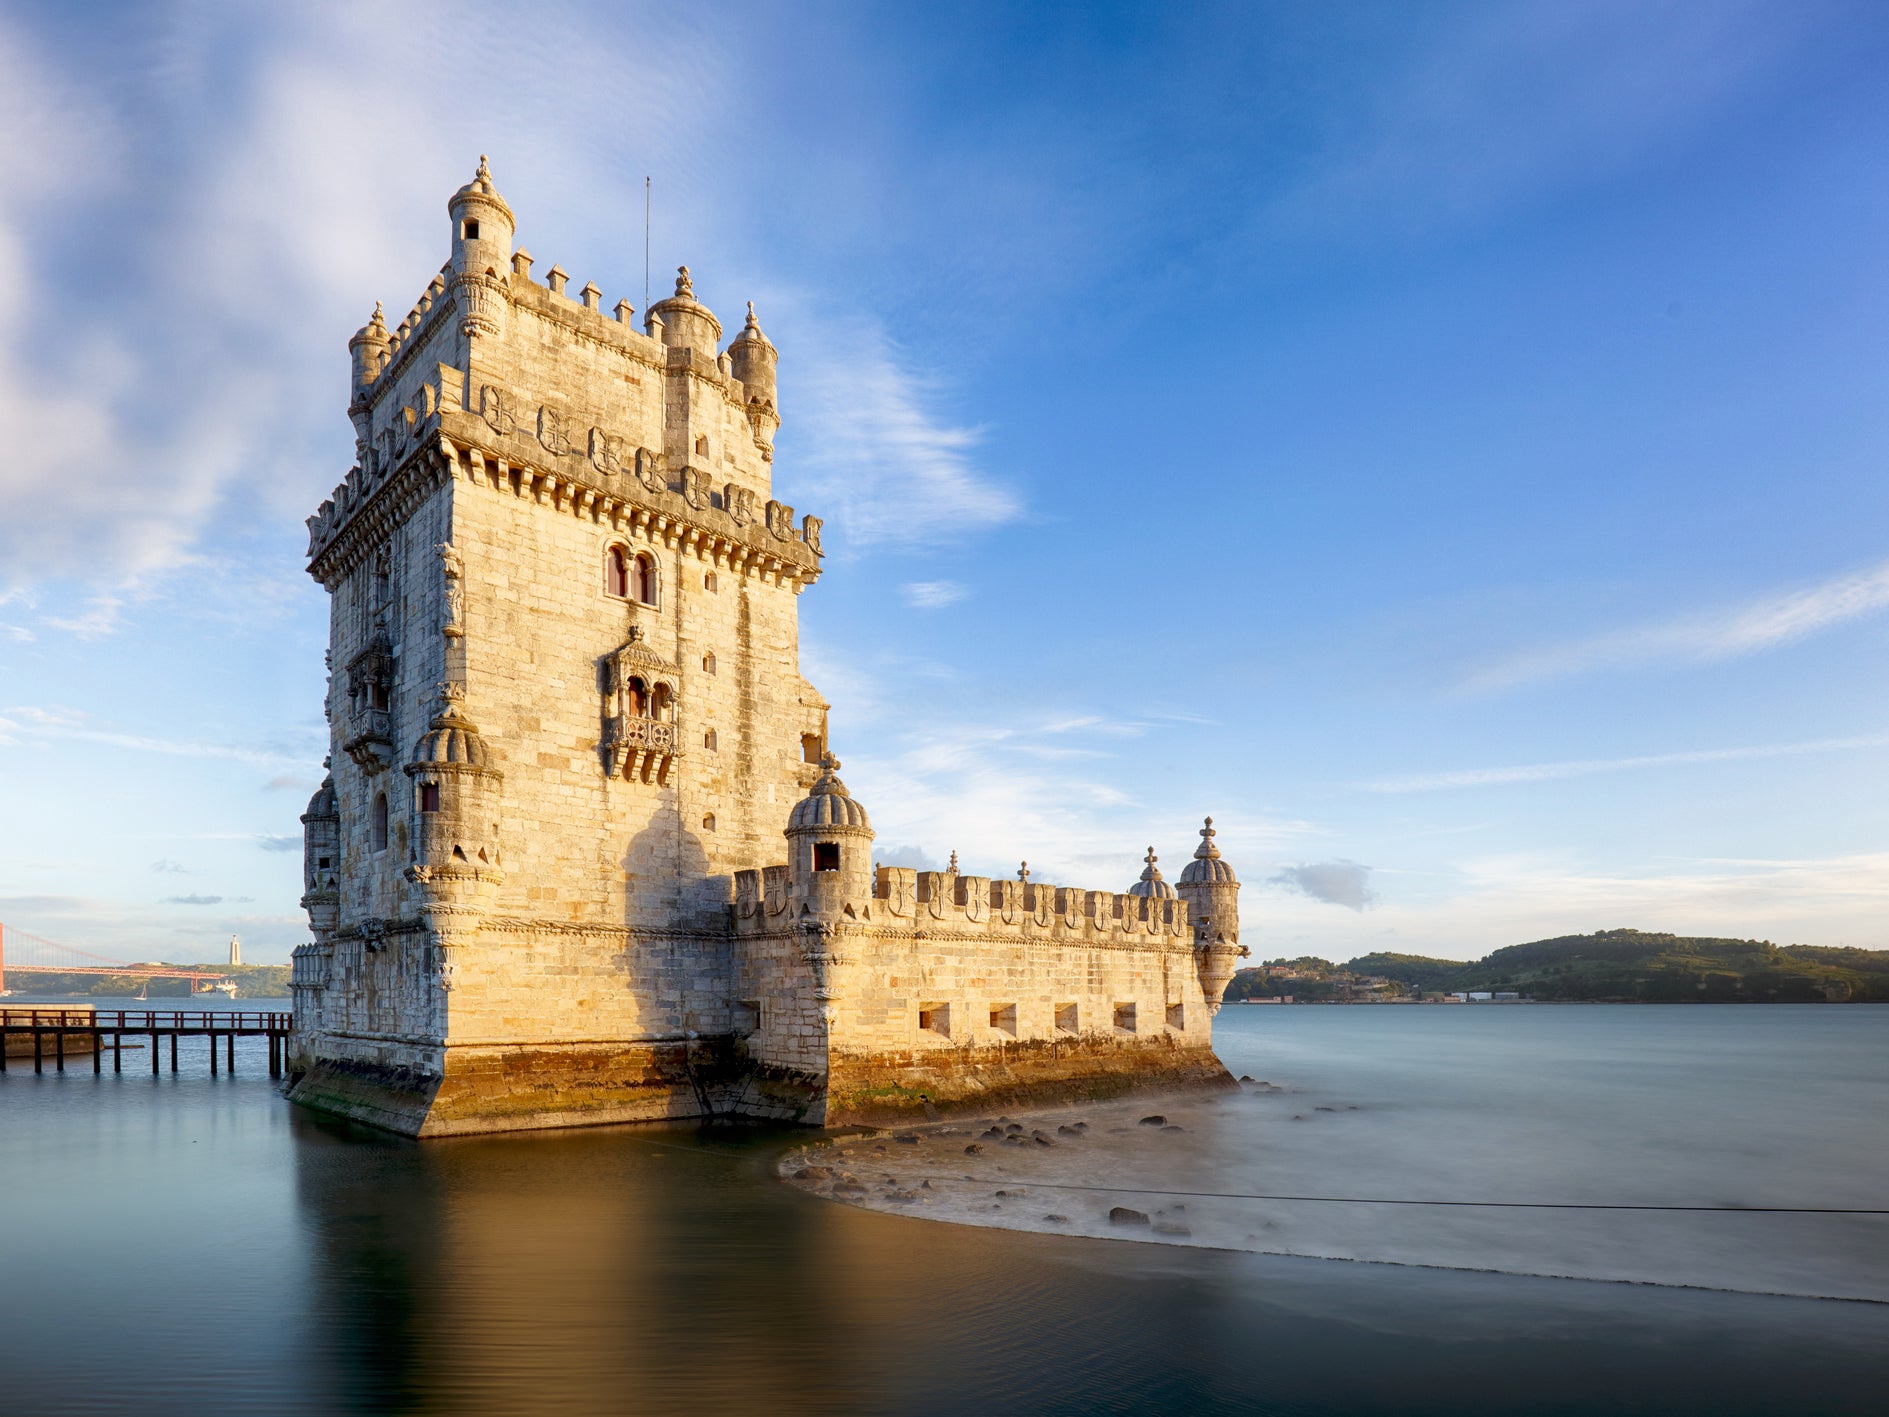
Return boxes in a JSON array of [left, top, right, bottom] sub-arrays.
[[819, 1035, 1236, 1127], [287, 1038, 729, 1138]]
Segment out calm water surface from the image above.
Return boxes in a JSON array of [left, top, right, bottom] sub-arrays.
[[1, 998, 1884, 1416]]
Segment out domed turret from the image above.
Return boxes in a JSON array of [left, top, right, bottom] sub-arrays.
[[785, 752, 875, 910], [300, 765, 340, 937], [448, 157, 515, 340], [1126, 846, 1177, 900], [728, 302, 778, 406], [1179, 816, 1238, 887], [403, 687, 504, 893], [349, 303, 390, 394], [1175, 817, 1247, 1013], [647, 265, 723, 355]]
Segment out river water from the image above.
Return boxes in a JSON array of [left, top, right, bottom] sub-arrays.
[[1, 998, 1884, 1415]]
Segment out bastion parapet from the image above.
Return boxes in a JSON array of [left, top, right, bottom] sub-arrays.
[[286, 159, 1246, 1136]]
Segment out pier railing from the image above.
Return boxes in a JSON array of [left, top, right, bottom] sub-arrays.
[[0, 1008, 293, 1077]]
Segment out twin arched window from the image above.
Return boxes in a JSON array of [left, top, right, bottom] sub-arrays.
[[605, 545, 658, 606]]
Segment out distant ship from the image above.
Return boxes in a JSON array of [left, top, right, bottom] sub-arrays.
[[201, 980, 238, 998]]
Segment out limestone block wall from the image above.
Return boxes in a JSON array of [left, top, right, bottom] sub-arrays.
[[320, 479, 454, 933], [446, 458, 821, 934]]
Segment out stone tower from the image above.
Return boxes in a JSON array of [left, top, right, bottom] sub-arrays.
[[1176, 818, 1245, 1012], [290, 158, 828, 1134], [288, 160, 1242, 1137]]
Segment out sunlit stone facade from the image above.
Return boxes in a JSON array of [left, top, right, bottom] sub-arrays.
[[288, 161, 1245, 1136]]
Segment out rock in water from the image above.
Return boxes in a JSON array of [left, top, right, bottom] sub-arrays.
[[1138, 1115, 1167, 1127], [1109, 1207, 1151, 1227]]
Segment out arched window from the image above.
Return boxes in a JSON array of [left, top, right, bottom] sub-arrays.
[[702, 813, 717, 832], [704, 571, 719, 592], [703, 728, 718, 751], [630, 552, 657, 606], [605, 545, 629, 598], [371, 793, 389, 853], [695, 434, 709, 456], [625, 676, 648, 717], [650, 684, 673, 722], [702, 652, 716, 675]]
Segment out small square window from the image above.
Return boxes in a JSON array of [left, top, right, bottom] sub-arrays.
[[418, 783, 440, 813], [989, 1003, 1017, 1036], [918, 1004, 951, 1037], [1055, 1002, 1078, 1034], [1113, 1002, 1137, 1034], [813, 842, 840, 872], [1166, 1002, 1185, 1031], [463, 220, 480, 241]]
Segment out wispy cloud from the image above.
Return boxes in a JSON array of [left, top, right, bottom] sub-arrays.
[[1270, 860, 1377, 912], [255, 835, 301, 853], [902, 580, 969, 610], [0, 706, 321, 771], [163, 894, 231, 906], [791, 313, 1021, 553], [1465, 560, 1889, 693], [1361, 730, 1889, 794], [150, 858, 189, 875]]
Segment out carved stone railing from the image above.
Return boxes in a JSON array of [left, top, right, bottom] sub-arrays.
[[605, 713, 678, 784], [343, 709, 394, 771]]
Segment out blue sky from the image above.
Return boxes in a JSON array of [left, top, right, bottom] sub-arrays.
[[3, 0, 1887, 966]]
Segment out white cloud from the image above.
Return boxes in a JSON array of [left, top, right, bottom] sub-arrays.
[[902, 580, 970, 610], [1361, 731, 1889, 794], [1270, 860, 1377, 912], [0, 705, 321, 772], [1464, 560, 1889, 693], [789, 312, 1022, 553]]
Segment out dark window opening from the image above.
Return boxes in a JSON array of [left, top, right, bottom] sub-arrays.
[[695, 434, 709, 456], [419, 783, 440, 813], [801, 733, 822, 764], [463, 220, 480, 240], [370, 793, 389, 853], [918, 1004, 950, 1037], [316, 856, 331, 870], [605, 545, 629, 598], [625, 676, 647, 717], [813, 842, 840, 873], [630, 552, 657, 606]]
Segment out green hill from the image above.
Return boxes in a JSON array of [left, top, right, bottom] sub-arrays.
[[1226, 930, 1889, 1003]]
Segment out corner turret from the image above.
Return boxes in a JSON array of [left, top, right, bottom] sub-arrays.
[[403, 685, 505, 904], [1176, 817, 1248, 1013], [448, 156, 515, 340], [785, 752, 875, 917], [646, 265, 723, 355], [727, 301, 781, 461], [300, 766, 340, 937], [1126, 846, 1176, 899]]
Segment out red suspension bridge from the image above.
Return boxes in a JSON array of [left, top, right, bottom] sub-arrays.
[[0, 923, 237, 995]]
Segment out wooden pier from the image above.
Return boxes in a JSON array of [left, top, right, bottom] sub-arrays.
[[0, 1008, 292, 1077]]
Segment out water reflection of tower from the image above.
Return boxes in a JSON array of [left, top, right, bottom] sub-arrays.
[[229, 935, 242, 968]]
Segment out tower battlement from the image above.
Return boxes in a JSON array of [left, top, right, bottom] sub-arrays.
[[287, 160, 1241, 1137]]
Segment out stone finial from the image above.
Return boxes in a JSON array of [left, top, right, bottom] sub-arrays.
[[948, 850, 959, 874], [1195, 816, 1220, 858], [512, 250, 534, 277], [615, 298, 635, 324], [547, 264, 568, 296], [675, 265, 694, 298], [746, 301, 758, 327], [1017, 861, 1030, 882], [476, 154, 490, 181], [820, 749, 841, 772], [580, 281, 602, 311]]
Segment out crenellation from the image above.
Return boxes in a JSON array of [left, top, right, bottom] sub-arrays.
[[289, 159, 1242, 1138]]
